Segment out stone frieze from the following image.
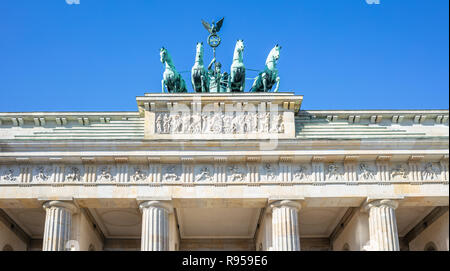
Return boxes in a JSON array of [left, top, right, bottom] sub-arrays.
[[0, 160, 448, 185]]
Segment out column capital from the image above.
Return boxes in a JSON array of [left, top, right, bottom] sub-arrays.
[[269, 200, 302, 211], [139, 200, 173, 214], [363, 199, 399, 212], [42, 200, 78, 214]]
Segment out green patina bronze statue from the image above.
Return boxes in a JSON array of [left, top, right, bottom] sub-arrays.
[[159, 18, 284, 93], [191, 42, 209, 93], [249, 45, 281, 92], [160, 47, 187, 93], [228, 40, 245, 92], [201, 17, 224, 51], [207, 58, 222, 93]]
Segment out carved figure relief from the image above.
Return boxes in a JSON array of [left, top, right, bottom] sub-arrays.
[[258, 112, 270, 133], [227, 165, 245, 182], [131, 167, 147, 182], [156, 114, 163, 134], [422, 162, 440, 180], [0, 160, 445, 186], [2, 168, 17, 182], [65, 167, 81, 182], [195, 166, 213, 182], [34, 166, 52, 182], [190, 114, 202, 134], [326, 163, 343, 181], [359, 163, 376, 181], [171, 114, 180, 133], [261, 163, 279, 182], [276, 114, 284, 133], [391, 164, 409, 180], [98, 166, 115, 182], [163, 165, 180, 182], [163, 114, 170, 133], [293, 166, 309, 181], [211, 113, 223, 133], [155, 111, 284, 135], [182, 113, 191, 133], [269, 114, 279, 133]]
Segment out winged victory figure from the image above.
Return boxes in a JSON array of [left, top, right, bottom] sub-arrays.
[[201, 17, 224, 34]]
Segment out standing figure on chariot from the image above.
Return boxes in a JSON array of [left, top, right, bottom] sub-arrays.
[[207, 58, 222, 93]]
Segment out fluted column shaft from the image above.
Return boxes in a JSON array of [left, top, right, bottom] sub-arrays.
[[42, 201, 78, 251], [365, 199, 400, 251], [270, 200, 301, 251], [140, 201, 173, 251]]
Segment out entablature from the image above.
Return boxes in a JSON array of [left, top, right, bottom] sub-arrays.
[[298, 110, 449, 125]]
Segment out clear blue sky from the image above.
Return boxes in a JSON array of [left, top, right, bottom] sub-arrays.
[[0, 0, 448, 112]]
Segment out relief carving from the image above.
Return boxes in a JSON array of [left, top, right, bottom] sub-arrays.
[[276, 114, 284, 133], [155, 111, 284, 135], [2, 168, 17, 182], [162, 165, 180, 182], [223, 114, 233, 134], [131, 167, 147, 182], [182, 113, 191, 134], [227, 165, 245, 182], [258, 112, 270, 133], [34, 166, 52, 182], [190, 114, 202, 134], [326, 163, 344, 181], [359, 163, 376, 181], [195, 166, 213, 182], [1, 160, 442, 186], [422, 162, 440, 180], [156, 114, 163, 134], [65, 167, 81, 182], [391, 164, 409, 180], [293, 166, 309, 181], [261, 163, 279, 182], [98, 166, 115, 182]]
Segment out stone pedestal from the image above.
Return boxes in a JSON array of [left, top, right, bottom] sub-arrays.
[[270, 200, 302, 251], [42, 201, 78, 251], [139, 200, 173, 251], [364, 199, 400, 251]]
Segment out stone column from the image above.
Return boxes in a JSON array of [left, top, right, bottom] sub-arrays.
[[140, 200, 173, 251], [270, 200, 301, 251], [364, 199, 400, 251], [42, 201, 78, 251]]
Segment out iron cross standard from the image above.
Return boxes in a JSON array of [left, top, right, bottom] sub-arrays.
[[201, 17, 224, 61]]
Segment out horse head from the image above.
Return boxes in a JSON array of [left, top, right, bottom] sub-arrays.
[[233, 40, 245, 63], [235, 39, 245, 53], [195, 42, 204, 62], [160, 47, 168, 64], [266, 45, 281, 65]]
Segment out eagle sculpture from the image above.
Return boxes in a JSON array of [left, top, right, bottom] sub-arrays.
[[201, 17, 224, 34]]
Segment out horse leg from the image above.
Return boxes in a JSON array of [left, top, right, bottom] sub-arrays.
[[181, 80, 187, 93], [191, 73, 196, 92], [201, 74, 205, 93], [162, 79, 166, 93], [174, 78, 179, 92], [240, 70, 245, 92], [228, 70, 234, 92], [274, 76, 280, 92], [262, 72, 268, 92]]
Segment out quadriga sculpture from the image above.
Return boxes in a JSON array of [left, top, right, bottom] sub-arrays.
[[191, 42, 209, 93], [160, 47, 187, 93], [249, 45, 281, 92], [228, 39, 245, 92]]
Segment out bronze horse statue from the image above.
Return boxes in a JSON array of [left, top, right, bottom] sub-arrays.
[[160, 47, 187, 93], [250, 45, 281, 92], [191, 42, 209, 93]]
